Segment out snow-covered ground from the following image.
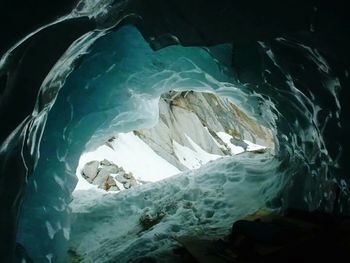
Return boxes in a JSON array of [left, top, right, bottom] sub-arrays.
[[76, 132, 181, 190], [75, 131, 267, 191], [216, 132, 267, 154], [172, 135, 222, 170], [69, 151, 279, 262]]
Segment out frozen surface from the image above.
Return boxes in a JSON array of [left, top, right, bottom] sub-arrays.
[[77, 132, 180, 184], [216, 132, 267, 154], [14, 22, 344, 263], [70, 151, 280, 262], [244, 140, 267, 152], [216, 132, 245, 154], [173, 138, 221, 170], [75, 131, 267, 190]]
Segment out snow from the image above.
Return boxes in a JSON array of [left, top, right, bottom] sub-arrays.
[[71, 124, 271, 262], [216, 131, 266, 155], [69, 151, 280, 262], [173, 135, 221, 170], [76, 132, 181, 187], [244, 140, 267, 152], [75, 131, 267, 191], [173, 140, 201, 169], [216, 132, 245, 154]]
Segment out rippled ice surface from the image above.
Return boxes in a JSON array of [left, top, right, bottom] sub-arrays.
[[70, 151, 279, 262], [16, 14, 345, 262]]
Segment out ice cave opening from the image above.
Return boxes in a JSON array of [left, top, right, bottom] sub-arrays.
[[1, 0, 349, 262], [68, 89, 277, 262], [9, 14, 346, 262], [15, 24, 284, 262], [74, 90, 274, 192]]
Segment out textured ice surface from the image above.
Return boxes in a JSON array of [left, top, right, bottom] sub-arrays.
[[70, 151, 279, 262], [13, 21, 344, 263], [18, 26, 259, 262]]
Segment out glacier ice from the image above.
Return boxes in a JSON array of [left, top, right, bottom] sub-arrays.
[[68, 89, 277, 261], [14, 25, 281, 262], [12, 23, 344, 262], [70, 152, 280, 262], [0, 1, 347, 261]]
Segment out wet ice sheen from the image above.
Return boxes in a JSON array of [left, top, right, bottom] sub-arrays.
[[15, 19, 342, 262], [70, 151, 279, 262]]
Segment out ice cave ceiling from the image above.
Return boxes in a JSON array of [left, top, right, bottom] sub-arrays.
[[0, 0, 349, 262]]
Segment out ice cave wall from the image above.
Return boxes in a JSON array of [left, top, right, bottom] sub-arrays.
[[0, 1, 349, 262], [15, 23, 344, 262], [17, 26, 269, 262]]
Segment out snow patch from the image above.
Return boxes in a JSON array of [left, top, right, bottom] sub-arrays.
[[173, 135, 221, 170], [216, 132, 266, 155], [173, 140, 208, 170], [216, 132, 245, 154], [244, 140, 267, 152], [76, 132, 181, 189], [75, 131, 267, 191]]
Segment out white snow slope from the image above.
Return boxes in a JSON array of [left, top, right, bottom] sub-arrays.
[[75, 130, 267, 191]]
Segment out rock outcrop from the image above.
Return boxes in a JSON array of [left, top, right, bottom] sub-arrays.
[[133, 90, 274, 170], [82, 159, 138, 191]]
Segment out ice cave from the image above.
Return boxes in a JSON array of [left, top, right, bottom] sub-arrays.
[[0, 1, 349, 263]]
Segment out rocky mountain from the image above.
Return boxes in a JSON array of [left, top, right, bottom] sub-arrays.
[[134, 90, 274, 170]]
